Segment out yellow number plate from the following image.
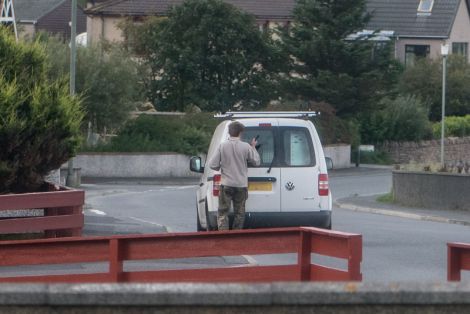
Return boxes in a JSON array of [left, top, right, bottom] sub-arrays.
[[248, 182, 272, 191]]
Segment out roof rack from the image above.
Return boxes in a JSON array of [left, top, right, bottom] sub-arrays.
[[214, 111, 319, 119]]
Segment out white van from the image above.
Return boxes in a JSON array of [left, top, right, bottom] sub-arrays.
[[189, 111, 332, 231]]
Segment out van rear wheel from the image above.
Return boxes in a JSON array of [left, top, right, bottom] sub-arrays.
[[205, 201, 216, 231], [196, 204, 204, 232]]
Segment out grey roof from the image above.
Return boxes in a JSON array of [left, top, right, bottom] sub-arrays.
[[13, 0, 66, 21], [86, 0, 470, 38], [366, 0, 466, 38], [86, 0, 295, 20]]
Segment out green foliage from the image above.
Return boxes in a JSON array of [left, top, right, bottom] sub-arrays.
[[351, 150, 392, 165], [122, 0, 277, 112], [278, 0, 402, 117], [398, 55, 470, 120], [85, 113, 219, 155], [376, 192, 394, 203], [362, 95, 432, 143], [266, 100, 359, 145], [39, 34, 143, 133], [432, 115, 470, 138], [0, 27, 84, 193]]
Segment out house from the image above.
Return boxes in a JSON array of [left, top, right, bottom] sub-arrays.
[[84, 0, 470, 64], [13, 0, 86, 39], [366, 0, 470, 65], [84, 0, 294, 45]]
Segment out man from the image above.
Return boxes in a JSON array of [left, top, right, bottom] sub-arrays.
[[209, 121, 260, 230]]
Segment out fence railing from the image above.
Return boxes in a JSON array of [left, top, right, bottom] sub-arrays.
[[448, 242, 470, 281], [0, 185, 84, 238], [0, 227, 362, 283]]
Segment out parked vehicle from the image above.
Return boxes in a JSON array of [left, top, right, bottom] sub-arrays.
[[189, 112, 332, 231]]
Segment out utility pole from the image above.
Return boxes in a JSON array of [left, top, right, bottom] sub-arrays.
[[0, 0, 18, 40], [66, 0, 78, 186], [440, 44, 449, 168]]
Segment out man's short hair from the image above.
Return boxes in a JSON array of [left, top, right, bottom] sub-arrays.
[[228, 121, 245, 137]]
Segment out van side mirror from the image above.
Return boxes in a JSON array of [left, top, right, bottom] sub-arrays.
[[190, 156, 205, 173], [325, 157, 333, 170]]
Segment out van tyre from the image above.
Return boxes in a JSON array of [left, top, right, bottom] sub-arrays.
[[205, 201, 216, 231], [196, 203, 204, 232]]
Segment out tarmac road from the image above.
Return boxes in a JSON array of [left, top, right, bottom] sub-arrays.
[[77, 166, 470, 283]]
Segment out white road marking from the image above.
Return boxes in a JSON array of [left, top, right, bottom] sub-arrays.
[[129, 216, 166, 229], [89, 209, 106, 216]]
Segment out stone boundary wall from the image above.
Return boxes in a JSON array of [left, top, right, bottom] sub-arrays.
[[0, 283, 469, 313], [393, 170, 470, 210], [323, 144, 351, 169], [381, 137, 470, 164], [66, 144, 351, 178]]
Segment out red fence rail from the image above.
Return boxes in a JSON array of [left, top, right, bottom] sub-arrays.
[[448, 242, 470, 281], [0, 186, 84, 238], [0, 227, 362, 283]]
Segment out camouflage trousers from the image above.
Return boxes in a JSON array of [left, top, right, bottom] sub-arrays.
[[217, 185, 248, 231]]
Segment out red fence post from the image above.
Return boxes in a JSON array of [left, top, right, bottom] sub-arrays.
[[448, 244, 461, 281], [44, 207, 58, 238], [348, 235, 363, 281], [109, 239, 124, 282], [298, 230, 311, 281]]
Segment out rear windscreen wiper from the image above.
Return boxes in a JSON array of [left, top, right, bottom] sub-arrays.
[[267, 155, 275, 173]]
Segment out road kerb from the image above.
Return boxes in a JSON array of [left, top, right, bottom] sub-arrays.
[[335, 201, 470, 226]]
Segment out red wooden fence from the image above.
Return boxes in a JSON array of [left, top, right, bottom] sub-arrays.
[[448, 242, 470, 281], [0, 185, 84, 238], [0, 227, 362, 283]]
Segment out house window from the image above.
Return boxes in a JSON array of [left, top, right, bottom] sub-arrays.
[[405, 45, 430, 66], [258, 21, 269, 33], [418, 0, 434, 13], [452, 42, 468, 59]]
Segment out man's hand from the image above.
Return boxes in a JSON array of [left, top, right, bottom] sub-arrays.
[[250, 136, 258, 148]]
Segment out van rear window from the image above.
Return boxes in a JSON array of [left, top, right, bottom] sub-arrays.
[[242, 127, 316, 167], [242, 128, 275, 166]]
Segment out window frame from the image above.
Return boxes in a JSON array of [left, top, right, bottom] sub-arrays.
[[405, 44, 430, 67], [243, 126, 316, 168], [417, 0, 434, 13], [452, 42, 468, 59]]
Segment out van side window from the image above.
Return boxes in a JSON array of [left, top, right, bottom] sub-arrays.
[[282, 128, 315, 167]]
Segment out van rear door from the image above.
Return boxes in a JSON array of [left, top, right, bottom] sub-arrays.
[[278, 125, 322, 212], [241, 120, 281, 213]]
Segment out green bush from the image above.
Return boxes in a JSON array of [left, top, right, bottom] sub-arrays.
[[432, 115, 470, 138], [398, 55, 470, 120], [84, 113, 218, 155], [0, 27, 84, 193], [266, 100, 359, 145], [362, 95, 432, 143], [351, 150, 392, 165], [38, 33, 143, 134]]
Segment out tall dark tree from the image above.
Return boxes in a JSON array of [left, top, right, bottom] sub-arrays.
[[279, 0, 401, 116], [124, 0, 276, 112]]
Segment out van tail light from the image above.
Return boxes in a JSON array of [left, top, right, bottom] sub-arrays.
[[318, 173, 329, 196], [213, 174, 222, 196]]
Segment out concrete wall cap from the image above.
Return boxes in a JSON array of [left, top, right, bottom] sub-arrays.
[[0, 283, 469, 306]]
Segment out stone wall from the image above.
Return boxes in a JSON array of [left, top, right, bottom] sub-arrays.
[[393, 171, 470, 210], [65, 144, 351, 179], [0, 283, 469, 313], [381, 137, 470, 164]]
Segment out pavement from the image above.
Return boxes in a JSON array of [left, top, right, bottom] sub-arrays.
[[336, 195, 470, 227]]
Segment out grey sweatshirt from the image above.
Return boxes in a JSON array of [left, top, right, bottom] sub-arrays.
[[209, 137, 261, 188]]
